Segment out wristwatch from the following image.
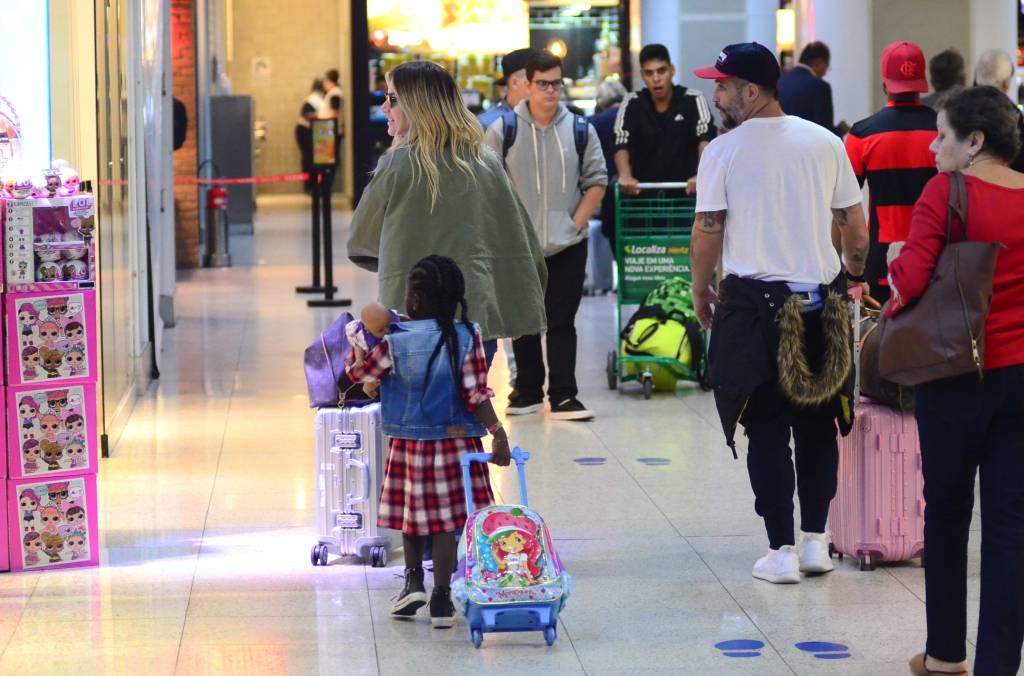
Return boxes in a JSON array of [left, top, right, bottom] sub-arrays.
[[845, 270, 866, 283]]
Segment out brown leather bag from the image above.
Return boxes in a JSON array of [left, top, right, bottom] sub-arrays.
[[877, 171, 1002, 386], [859, 297, 914, 411]]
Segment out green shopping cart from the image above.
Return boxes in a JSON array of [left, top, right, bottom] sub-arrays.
[[606, 182, 711, 398]]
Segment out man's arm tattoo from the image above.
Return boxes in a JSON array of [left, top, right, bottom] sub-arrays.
[[695, 210, 727, 233], [845, 248, 867, 266], [831, 206, 852, 227]]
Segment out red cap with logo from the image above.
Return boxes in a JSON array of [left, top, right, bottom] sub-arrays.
[[881, 41, 928, 94]]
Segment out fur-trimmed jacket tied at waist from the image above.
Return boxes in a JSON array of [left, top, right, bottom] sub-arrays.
[[708, 274, 855, 456]]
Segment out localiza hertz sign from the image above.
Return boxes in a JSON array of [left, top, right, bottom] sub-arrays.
[[621, 242, 691, 283]]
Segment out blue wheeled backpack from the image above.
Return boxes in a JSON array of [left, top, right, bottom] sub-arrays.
[[452, 448, 570, 648]]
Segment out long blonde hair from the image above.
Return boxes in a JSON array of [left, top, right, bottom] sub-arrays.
[[388, 61, 485, 209]]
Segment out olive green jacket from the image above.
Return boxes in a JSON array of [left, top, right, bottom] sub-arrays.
[[346, 146, 548, 341]]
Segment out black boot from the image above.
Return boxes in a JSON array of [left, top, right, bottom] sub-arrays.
[[391, 567, 427, 617], [429, 586, 456, 628]]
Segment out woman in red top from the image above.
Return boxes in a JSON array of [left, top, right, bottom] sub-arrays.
[[889, 87, 1024, 676]]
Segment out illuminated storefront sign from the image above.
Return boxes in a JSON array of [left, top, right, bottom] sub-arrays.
[[0, 0, 51, 172], [368, 0, 529, 55]]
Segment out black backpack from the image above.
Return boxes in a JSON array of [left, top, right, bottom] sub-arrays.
[[500, 108, 589, 174]]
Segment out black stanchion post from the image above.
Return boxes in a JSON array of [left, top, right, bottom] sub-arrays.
[[296, 169, 336, 294], [308, 166, 352, 308]]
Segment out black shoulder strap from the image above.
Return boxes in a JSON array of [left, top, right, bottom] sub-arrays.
[[947, 170, 968, 242], [501, 109, 518, 164], [573, 114, 588, 174]]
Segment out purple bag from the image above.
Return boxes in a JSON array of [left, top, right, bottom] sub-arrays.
[[303, 312, 373, 408]]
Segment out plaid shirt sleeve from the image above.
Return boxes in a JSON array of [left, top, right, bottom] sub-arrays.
[[345, 339, 393, 382], [461, 330, 494, 413]]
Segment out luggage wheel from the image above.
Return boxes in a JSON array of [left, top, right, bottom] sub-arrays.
[[827, 543, 843, 560], [370, 545, 388, 568], [641, 373, 653, 400], [858, 553, 875, 571], [544, 625, 557, 646], [311, 543, 329, 567], [471, 628, 484, 648]]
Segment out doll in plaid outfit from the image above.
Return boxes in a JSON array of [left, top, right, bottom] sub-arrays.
[[346, 255, 512, 628]]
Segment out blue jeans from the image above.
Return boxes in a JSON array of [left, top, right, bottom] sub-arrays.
[[916, 364, 1024, 674]]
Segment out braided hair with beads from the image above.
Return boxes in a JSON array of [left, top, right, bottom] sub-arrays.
[[406, 255, 474, 396]]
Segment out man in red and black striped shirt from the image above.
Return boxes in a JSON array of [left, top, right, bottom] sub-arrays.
[[845, 41, 937, 302]]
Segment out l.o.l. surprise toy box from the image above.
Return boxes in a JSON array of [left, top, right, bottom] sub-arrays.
[[6, 383, 97, 480], [5, 290, 97, 386], [3, 194, 96, 292], [7, 473, 97, 571], [0, 482, 8, 571]]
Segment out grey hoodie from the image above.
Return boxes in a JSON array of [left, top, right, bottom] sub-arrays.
[[484, 101, 607, 257]]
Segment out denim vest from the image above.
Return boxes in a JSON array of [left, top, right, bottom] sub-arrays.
[[380, 320, 486, 440]]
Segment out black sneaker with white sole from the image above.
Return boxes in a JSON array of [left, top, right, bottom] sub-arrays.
[[430, 586, 457, 628], [507, 392, 543, 416], [390, 567, 427, 617], [550, 397, 594, 421]]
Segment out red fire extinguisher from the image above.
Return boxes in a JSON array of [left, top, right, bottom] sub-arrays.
[[204, 184, 232, 267], [207, 184, 229, 211]]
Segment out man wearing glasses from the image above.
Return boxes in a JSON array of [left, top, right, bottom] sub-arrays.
[[484, 50, 607, 421], [614, 43, 716, 196]]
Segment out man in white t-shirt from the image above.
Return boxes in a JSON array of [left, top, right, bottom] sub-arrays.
[[690, 43, 870, 585]]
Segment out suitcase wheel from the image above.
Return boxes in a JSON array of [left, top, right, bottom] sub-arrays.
[[642, 375, 653, 400], [471, 628, 484, 649], [859, 553, 875, 571], [370, 545, 388, 568], [311, 544, 329, 567], [544, 625, 557, 646]]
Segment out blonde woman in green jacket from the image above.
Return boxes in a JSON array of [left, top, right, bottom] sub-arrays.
[[347, 60, 547, 363]]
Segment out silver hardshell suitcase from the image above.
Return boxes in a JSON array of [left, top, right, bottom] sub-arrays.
[[310, 404, 400, 567]]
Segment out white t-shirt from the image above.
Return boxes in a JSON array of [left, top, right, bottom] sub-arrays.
[[695, 115, 862, 285]]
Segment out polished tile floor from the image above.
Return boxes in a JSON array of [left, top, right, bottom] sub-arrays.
[[0, 200, 989, 674]]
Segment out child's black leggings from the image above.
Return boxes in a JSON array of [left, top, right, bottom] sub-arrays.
[[403, 533, 456, 588]]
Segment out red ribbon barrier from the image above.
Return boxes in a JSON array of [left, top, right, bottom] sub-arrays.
[[97, 172, 310, 188]]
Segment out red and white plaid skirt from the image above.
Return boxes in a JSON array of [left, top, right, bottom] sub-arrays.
[[377, 436, 494, 535]]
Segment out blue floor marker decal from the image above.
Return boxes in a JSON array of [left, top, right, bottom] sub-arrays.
[[795, 642, 852, 660], [637, 457, 671, 466], [574, 457, 606, 466], [715, 640, 764, 658]]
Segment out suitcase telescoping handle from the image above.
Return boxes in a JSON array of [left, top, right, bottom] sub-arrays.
[[460, 447, 530, 514]]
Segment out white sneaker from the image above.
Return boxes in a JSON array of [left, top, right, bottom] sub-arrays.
[[797, 532, 835, 574], [752, 545, 801, 584]]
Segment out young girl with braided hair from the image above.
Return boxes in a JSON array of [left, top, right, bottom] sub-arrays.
[[346, 255, 511, 628]]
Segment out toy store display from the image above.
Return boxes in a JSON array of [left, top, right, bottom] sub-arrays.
[[7, 473, 97, 571], [7, 383, 98, 480], [3, 172, 95, 291], [0, 156, 100, 573]]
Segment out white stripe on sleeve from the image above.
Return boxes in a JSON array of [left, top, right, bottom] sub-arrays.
[[614, 92, 638, 146]]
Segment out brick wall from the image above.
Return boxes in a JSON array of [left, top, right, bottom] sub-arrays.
[[226, 0, 341, 195], [172, 0, 200, 268]]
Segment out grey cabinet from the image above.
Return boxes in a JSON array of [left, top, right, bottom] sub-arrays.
[[210, 95, 255, 228]]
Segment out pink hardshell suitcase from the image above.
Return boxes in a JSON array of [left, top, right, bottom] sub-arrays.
[[827, 298, 925, 570], [6, 382, 99, 480], [7, 473, 99, 572], [5, 290, 98, 387]]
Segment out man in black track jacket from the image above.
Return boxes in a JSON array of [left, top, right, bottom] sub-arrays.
[[614, 43, 717, 197]]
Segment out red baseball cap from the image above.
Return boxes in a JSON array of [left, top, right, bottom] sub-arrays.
[[881, 41, 928, 94]]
